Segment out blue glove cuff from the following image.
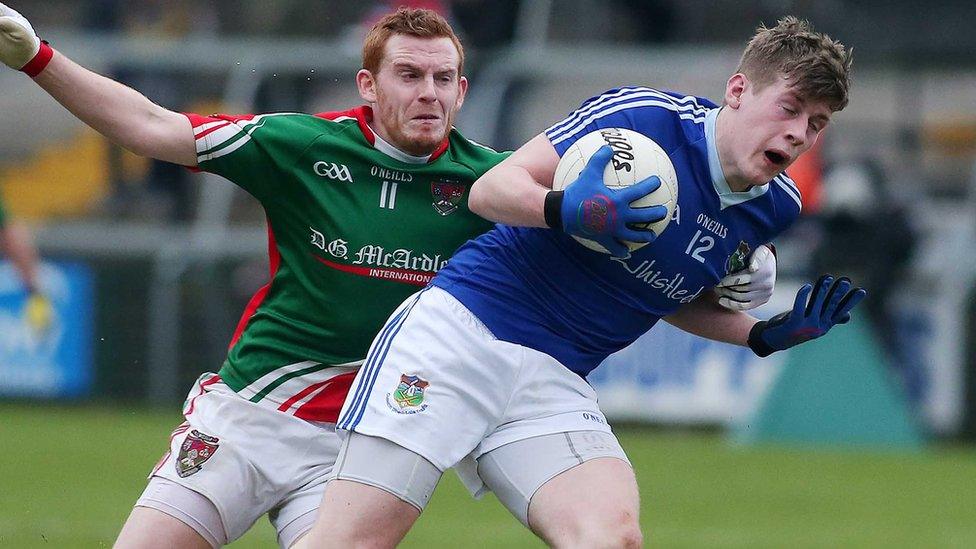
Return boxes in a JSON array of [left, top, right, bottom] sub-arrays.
[[747, 320, 776, 357]]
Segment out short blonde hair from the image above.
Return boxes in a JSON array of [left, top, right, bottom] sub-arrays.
[[736, 16, 853, 111], [362, 7, 464, 76]]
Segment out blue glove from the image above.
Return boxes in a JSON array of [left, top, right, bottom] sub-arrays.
[[747, 274, 867, 357], [548, 145, 668, 258]]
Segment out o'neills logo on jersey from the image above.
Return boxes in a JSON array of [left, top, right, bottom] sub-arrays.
[[313, 239, 449, 286], [612, 257, 704, 304], [431, 180, 466, 216]]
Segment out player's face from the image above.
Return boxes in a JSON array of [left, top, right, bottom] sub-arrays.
[[358, 35, 467, 156], [720, 74, 832, 189]]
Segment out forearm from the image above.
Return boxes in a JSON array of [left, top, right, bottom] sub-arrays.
[[468, 132, 559, 227], [663, 291, 758, 346], [468, 163, 550, 227], [31, 50, 196, 166], [0, 222, 39, 292]]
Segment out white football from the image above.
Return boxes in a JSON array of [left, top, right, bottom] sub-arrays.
[[552, 127, 678, 253]]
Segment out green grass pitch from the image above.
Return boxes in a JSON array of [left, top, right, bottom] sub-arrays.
[[2, 403, 975, 548]]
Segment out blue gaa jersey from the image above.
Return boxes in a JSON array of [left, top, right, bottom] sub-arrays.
[[432, 87, 802, 377]]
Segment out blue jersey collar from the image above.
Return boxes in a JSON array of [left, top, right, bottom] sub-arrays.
[[705, 107, 768, 209]]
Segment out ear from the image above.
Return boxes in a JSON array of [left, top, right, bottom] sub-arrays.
[[724, 73, 748, 109], [356, 69, 377, 103], [455, 75, 469, 109]]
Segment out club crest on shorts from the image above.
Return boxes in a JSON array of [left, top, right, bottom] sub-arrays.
[[725, 241, 751, 275], [387, 374, 430, 414], [175, 430, 219, 478], [431, 180, 466, 216]]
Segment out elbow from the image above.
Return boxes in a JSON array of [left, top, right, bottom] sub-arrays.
[[467, 181, 491, 217]]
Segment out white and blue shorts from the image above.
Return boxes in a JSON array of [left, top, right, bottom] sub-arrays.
[[336, 285, 629, 514]]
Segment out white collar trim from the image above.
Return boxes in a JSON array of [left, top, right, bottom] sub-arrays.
[[705, 108, 768, 209], [369, 125, 431, 164]]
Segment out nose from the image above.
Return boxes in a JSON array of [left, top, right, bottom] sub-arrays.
[[785, 118, 807, 147], [418, 75, 437, 102]]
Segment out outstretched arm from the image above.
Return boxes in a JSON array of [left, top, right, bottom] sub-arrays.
[[1, 3, 196, 166]]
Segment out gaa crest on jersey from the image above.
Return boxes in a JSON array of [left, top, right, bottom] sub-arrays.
[[431, 180, 466, 216], [175, 430, 220, 478], [387, 374, 430, 414], [725, 241, 751, 275]]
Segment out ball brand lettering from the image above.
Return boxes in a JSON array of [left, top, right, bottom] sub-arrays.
[[353, 245, 448, 273], [599, 127, 634, 172], [370, 166, 413, 182], [313, 161, 353, 182], [696, 213, 728, 239], [612, 257, 704, 304]]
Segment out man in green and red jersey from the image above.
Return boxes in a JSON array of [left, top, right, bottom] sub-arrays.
[[0, 4, 778, 547], [0, 5, 501, 547]]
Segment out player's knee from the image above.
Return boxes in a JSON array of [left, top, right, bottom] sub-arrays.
[[580, 511, 642, 549], [544, 507, 642, 549]]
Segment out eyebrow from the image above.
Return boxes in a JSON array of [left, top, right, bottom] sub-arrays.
[[391, 61, 456, 74], [391, 61, 422, 71]]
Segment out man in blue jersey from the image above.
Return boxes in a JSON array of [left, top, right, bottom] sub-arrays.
[[298, 16, 865, 548]]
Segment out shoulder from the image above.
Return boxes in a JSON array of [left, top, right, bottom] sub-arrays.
[[186, 112, 321, 163], [545, 87, 716, 153], [766, 172, 803, 225], [446, 129, 511, 173]]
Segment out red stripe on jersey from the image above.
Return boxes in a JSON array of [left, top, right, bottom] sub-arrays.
[[293, 371, 358, 422], [193, 120, 233, 140], [315, 106, 375, 145], [228, 221, 281, 349], [184, 112, 258, 129], [313, 255, 432, 286], [277, 380, 329, 412], [428, 137, 451, 162], [181, 113, 259, 171]]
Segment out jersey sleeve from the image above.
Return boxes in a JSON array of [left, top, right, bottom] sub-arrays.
[[544, 87, 711, 157], [184, 112, 313, 201]]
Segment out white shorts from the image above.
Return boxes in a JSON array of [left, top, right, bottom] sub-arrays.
[[143, 374, 341, 545], [337, 286, 617, 494]]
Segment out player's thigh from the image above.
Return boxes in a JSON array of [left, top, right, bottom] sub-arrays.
[[292, 477, 417, 549], [531, 457, 641, 548], [115, 496, 216, 549], [296, 433, 434, 548], [478, 430, 640, 546]]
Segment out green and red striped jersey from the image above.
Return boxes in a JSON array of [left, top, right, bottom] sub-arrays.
[[185, 106, 505, 421]]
